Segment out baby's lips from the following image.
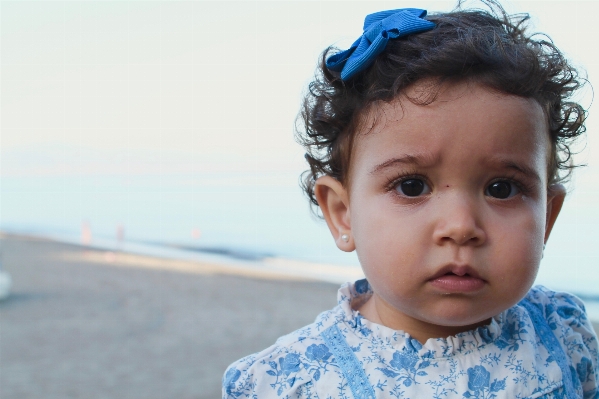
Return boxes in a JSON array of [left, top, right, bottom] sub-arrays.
[[429, 273, 487, 292], [428, 263, 485, 281]]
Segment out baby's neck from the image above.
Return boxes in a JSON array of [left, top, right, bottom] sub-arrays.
[[357, 294, 492, 344]]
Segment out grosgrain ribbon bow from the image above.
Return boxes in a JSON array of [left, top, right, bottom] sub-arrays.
[[326, 8, 435, 81]]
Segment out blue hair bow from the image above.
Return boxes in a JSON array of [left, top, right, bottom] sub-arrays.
[[326, 8, 435, 81]]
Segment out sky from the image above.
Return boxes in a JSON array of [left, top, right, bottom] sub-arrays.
[[2, 1, 597, 176], [1, 1, 598, 292]]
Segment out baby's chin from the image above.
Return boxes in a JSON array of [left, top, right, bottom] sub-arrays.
[[434, 316, 493, 332], [413, 297, 516, 331], [366, 292, 505, 340], [415, 305, 500, 329], [406, 313, 496, 341]]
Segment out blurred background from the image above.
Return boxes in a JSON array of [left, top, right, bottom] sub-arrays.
[[1, 1, 598, 398]]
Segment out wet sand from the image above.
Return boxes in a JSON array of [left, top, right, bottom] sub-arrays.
[[1, 234, 597, 399], [0, 234, 338, 399]]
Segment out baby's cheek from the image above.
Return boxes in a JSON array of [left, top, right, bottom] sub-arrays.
[[353, 202, 430, 286], [493, 212, 543, 287], [357, 240, 424, 303]]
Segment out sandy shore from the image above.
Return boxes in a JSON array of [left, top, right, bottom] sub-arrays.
[[2, 234, 598, 399], [0, 234, 339, 399]]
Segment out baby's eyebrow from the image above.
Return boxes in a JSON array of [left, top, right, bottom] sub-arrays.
[[488, 158, 542, 183], [369, 153, 437, 175]]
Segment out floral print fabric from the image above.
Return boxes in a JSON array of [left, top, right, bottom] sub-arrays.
[[223, 281, 599, 398]]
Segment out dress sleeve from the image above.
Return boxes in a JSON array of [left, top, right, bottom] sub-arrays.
[[534, 287, 599, 398], [222, 353, 258, 399], [222, 345, 315, 399]]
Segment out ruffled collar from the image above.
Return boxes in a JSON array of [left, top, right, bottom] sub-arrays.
[[335, 279, 503, 358]]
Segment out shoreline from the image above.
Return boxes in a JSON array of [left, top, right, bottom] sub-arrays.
[[0, 231, 365, 285]]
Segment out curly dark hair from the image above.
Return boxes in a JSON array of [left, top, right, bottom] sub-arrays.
[[296, 2, 587, 212]]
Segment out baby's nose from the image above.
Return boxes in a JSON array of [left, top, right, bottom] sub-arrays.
[[432, 198, 486, 246]]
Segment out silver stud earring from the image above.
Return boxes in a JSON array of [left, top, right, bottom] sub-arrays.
[[341, 234, 349, 243]]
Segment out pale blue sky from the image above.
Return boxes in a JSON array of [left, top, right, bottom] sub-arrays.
[[2, 1, 597, 177]]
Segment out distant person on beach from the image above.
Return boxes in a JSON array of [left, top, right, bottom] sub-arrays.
[[223, 2, 598, 398]]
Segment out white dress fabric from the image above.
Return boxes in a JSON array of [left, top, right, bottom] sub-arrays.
[[223, 280, 599, 399]]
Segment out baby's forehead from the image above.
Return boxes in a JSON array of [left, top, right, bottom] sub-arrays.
[[351, 82, 551, 175], [357, 81, 547, 139]]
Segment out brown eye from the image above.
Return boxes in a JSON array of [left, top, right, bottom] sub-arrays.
[[397, 179, 429, 197], [486, 181, 518, 199]]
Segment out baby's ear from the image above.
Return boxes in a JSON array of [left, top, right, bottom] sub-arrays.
[[544, 184, 566, 243], [314, 176, 355, 252]]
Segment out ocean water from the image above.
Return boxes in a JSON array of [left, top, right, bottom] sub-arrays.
[[2, 172, 599, 321]]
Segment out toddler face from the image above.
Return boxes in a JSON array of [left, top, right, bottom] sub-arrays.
[[316, 80, 565, 339]]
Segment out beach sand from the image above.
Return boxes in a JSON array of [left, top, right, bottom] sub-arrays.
[[1, 234, 598, 399], [0, 234, 338, 399]]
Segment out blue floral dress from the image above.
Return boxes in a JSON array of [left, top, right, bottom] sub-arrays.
[[223, 280, 598, 399]]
